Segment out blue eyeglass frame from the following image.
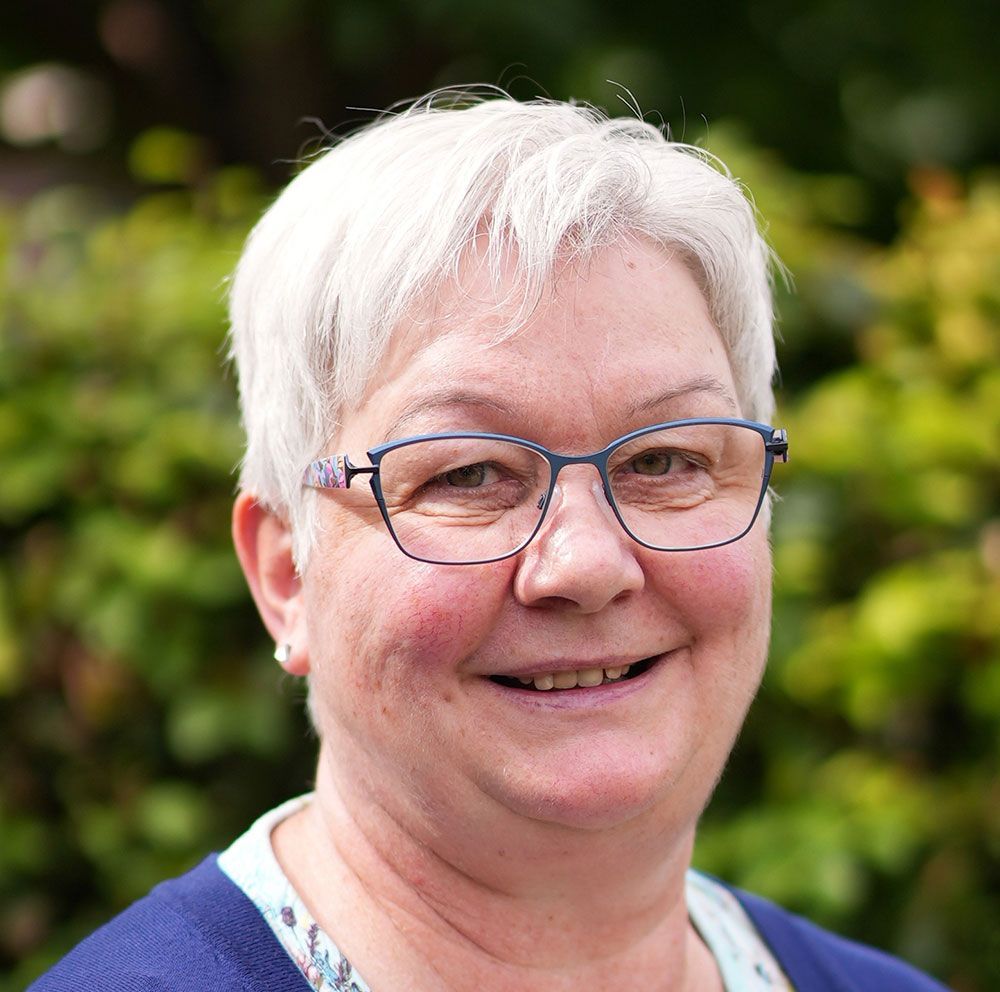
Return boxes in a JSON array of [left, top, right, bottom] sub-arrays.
[[302, 417, 789, 566]]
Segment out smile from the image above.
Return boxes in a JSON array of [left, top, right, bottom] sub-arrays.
[[489, 656, 660, 692]]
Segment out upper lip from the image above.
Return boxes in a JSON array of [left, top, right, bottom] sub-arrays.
[[486, 653, 666, 678]]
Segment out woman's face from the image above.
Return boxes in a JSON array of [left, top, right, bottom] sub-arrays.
[[300, 239, 773, 838]]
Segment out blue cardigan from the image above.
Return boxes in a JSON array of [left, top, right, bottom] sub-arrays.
[[29, 856, 949, 991]]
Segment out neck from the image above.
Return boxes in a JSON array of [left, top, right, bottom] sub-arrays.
[[272, 746, 720, 992]]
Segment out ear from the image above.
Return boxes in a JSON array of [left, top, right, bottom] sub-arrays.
[[232, 491, 310, 676]]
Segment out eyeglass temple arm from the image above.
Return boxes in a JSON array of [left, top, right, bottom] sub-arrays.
[[302, 455, 377, 489], [766, 429, 789, 463]]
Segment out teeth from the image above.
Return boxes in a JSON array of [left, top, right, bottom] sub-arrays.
[[517, 663, 640, 691]]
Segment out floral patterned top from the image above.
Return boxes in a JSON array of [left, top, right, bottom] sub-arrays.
[[218, 795, 794, 991]]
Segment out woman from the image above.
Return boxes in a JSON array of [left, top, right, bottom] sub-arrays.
[[31, 93, 948, 991]]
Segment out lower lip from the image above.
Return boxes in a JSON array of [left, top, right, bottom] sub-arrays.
[[481, 652, 674, 710]]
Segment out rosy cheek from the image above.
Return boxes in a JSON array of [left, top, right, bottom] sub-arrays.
[[651, 538, 769, 628], [362, 561, 515, 677]]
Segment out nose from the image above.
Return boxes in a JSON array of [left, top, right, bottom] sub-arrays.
[[513, 467, 645, 613]]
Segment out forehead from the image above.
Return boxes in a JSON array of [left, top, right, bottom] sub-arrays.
[[349, 239, 738, 447]]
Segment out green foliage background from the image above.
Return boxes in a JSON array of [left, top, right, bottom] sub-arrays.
[[1, 7, 999, 990]]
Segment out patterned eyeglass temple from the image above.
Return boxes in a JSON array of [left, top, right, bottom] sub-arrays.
[[303, 455, 351, 489]]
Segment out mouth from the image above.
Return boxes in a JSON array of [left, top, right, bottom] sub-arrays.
[[488, 655, 660, 692]]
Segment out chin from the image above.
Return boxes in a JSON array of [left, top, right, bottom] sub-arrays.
[[482, 745, 704, 833]]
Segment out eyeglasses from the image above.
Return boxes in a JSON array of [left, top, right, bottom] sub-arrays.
[[302, 418, 788, 565]]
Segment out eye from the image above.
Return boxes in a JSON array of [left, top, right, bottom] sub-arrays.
[[441, 463, 495, 487], [628, 451, 676, 475]]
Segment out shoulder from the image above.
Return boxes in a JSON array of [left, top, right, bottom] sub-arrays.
[[727, 883, 951, 992], [28, 855, 309, 992]]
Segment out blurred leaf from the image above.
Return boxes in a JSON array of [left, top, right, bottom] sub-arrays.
[[128, 128, 211, 186]]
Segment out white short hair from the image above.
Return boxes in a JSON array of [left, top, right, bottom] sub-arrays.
[[228, 91, 779, 567]]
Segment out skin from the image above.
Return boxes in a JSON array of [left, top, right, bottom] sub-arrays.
[[233, 238, 774, 991]]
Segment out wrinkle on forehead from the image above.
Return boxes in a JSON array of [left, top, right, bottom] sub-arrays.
[[380, 373, 739, 449], [383, 234, 674, 370], [352, 240, 737, 449]]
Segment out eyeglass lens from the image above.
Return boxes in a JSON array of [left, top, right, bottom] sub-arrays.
[[375, 424, 768, 564]]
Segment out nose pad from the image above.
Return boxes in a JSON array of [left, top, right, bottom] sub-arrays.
[[542, 474, 619, 531], [536, 465, 613, 514]]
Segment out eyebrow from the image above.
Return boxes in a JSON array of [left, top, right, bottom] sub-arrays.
[[383, 393, 516, 441], [623, 376, 739, 420], [383, 376, 738, 442]]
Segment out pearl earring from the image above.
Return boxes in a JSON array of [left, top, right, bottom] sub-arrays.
[[273, 643, 292, 665]]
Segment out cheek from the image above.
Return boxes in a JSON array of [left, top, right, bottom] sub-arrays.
[[652, 534, 771, 645], [685, 539, 773, 724], [307, 556, 515, 689], [388, 580, 488, 669]]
